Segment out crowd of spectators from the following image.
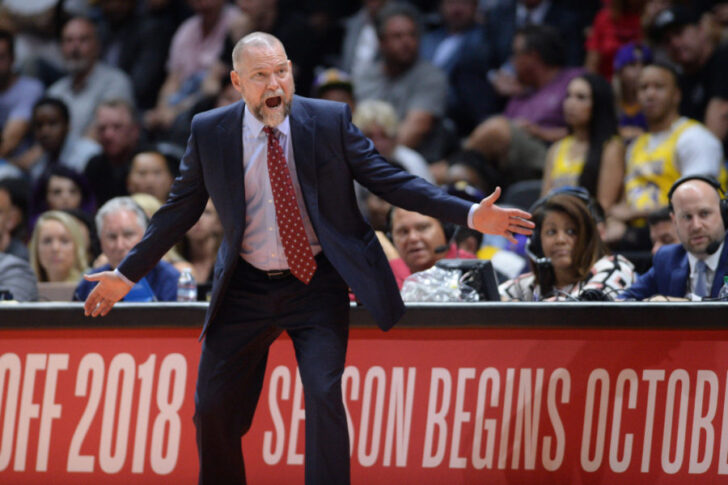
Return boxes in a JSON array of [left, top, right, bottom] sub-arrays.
[[1, 0, 728, 304]]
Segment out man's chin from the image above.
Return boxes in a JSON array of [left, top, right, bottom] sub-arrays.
[[260, 110, 285, 127]]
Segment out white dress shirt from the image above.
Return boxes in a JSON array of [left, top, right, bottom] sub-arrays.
[[240, 106, 321, 271]]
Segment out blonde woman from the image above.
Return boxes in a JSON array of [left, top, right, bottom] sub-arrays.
[[29, 211, 88, 282]]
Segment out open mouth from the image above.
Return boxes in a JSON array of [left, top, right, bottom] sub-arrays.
[[265, 96, 282, 108]]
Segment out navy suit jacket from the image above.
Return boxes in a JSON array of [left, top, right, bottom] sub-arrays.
[[620, 238, 728, 300], [118, 96, 472, 336]]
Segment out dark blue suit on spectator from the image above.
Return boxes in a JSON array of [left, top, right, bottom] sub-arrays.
[[620, 238, 728, 300]]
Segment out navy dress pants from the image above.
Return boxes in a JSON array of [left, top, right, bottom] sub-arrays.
[[193, 254, 351, 484]]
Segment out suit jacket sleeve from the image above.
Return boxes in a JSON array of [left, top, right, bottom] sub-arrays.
[[117, 119, 209, 282], [618, 266, 658, 301]]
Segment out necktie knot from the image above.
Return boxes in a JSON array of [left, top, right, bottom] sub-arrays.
[[263, 126, 277, 139]]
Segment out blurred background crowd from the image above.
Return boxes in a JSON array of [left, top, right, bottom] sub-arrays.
[[1, 0, 728, 303]]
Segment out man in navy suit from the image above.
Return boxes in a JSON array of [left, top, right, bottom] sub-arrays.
[[83, 32, 534, 484], [620, 176, 728, 301]]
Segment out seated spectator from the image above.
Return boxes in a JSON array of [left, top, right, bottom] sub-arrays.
[[647, 206, 678, 255], [650, 6, 728, 146], [352, 99, 433, 182], [73, 196, 179, 301], [353, 3, 448, 158], [500, 191, 635, 300], [30, 165, 95, 227], [584, 0, 644, 80], [606, 62, 727, 250], [84, 99, 141, 206], [465, 25, 584, 186], [17, 97, 101, 183], [0, 177, 30, 260], [0, 252, 38, 301], [0, 29, 44, 158], [29, 210, 88, 283], [541, 73, 625, 212], [47, 17, 135, 141], [621, 176, 728, 300], [126, 150, 177, 203], [312, 67, 355, 111], [176, 198, 222, 284], [144, 0, 242, 136], [388, 206, 475, 288], [612, 42, 652, 142]]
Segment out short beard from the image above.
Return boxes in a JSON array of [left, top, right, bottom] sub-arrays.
[[249, 84, 295, 126], [253, 97, 292, 126]]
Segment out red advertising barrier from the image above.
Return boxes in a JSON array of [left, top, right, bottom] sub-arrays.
[[2, 307, 728, 484]]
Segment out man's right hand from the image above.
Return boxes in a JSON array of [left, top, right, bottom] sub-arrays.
[[83, 271, 133, 317]]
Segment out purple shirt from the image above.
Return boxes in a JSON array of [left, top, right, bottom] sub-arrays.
[[505, 68, 584, 128]]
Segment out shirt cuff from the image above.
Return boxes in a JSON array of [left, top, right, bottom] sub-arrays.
[[467, 204, 478, 229], [113, 268, 135, 287]]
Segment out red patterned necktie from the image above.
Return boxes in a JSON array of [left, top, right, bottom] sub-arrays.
[[264, 126, 317, 284]]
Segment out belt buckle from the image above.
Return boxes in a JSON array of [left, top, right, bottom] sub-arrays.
[[266, 270, 289, 280]]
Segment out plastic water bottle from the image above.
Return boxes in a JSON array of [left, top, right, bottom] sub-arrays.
[[177, 268, 197, 302], [718, 276, 728, 301]]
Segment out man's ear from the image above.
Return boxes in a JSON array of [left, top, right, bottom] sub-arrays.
[[230, 70, 243, 96]]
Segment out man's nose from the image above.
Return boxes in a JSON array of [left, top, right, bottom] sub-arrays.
[[267, 75, 281, 91], [688, 217, 703, 231]]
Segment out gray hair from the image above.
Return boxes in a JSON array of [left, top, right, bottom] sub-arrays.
[[95, 196, 148, 237], [231, 31, 286, 71]]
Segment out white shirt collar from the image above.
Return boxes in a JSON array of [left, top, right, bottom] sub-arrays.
[[688, 240, 724, 274], [243, 104, 291, 139]]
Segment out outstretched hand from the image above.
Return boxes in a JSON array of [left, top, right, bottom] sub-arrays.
[[83, 271, 133, 317], [472, 187, 535, 244]]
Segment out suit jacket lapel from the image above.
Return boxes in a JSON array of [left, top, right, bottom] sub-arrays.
[[217, 101, 246, 245], [289, 97, 319, 213]]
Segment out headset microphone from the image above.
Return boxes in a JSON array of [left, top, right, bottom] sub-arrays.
[[525, 239, 552, 267], [434, 245, 449, 254]]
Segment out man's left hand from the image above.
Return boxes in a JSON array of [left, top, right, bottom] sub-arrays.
[[472, 187, 534, 244]]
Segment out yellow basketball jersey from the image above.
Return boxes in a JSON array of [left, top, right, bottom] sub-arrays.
[[550, 135, 584, 189], [625, 119, 727, 216]]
